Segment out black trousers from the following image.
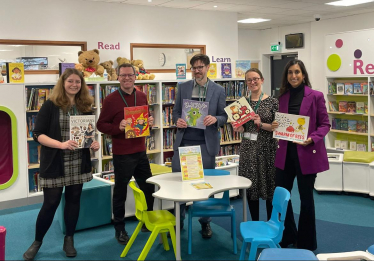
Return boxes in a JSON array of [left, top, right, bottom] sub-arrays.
[[275, 145, 317, 251], [113, 151, 155, 232]]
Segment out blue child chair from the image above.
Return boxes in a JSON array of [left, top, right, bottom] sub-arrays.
[[239, 186, 290, 260], [187, 169, 237, 255]]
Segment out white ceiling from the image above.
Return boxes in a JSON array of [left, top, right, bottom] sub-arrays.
[[82, 0, 374, 30]]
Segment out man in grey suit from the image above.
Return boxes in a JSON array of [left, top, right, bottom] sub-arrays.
[[171, 54, 228, 238]]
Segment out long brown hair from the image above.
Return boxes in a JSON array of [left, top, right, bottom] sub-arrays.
[[279, 59, 311, 96], [49, 68, 93, 112]]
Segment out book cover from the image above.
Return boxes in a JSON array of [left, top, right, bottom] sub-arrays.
[[224, 97, 255, 128], [335, 140, 341, 149], [370, 82, 374, 95], [328, 82, 337, 94], [335, 118, 341, 130], [340, 119, 348, 131], [356, 102, 365, 114], [347, 101, 356, 113], [123, 105, 150, 138], [328, 101, 338, 112], [178, 145, 204, 182], [340, 140, 348, 150], [191, 182, 213, 190], [347, 120, 357, 132], [235, 60, 251, 78], [181, 99, 209, 129], [336, 83, 345, 95], [338, 101, 348, 112], [221, 63, 232, 78], [353, 83, 362, 94], [6, 62, 24, 83], [207, 63, 217, 79], [59, 63, 75, 76], [176, 63, 186, 79], [356, 120, 366, 133], [344, 83, 353, 94], [361, 82, 368, 94], [273, 112, 310, 142], [357, 144, 366, 152], [69, 115, 96, 149], [350, 141, 357, 151]]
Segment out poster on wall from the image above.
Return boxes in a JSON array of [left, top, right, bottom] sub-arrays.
[[235, 60, 251, 78], [176, 63, 186, 79], [273, 112, 310, 142]]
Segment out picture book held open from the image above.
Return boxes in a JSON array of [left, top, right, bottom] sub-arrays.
[[224, 97, 255, 128], [69, 115, 96, 149], [123, 105, 150, 138], [182, 99, 209, 129]]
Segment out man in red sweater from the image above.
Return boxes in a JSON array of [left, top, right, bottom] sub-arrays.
[[97, 63, 154, 245]]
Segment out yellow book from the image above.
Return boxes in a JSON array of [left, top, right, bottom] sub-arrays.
[[191, 182, 213, 190], [6, 63, 25, 83], [207, 63, 217, 79]]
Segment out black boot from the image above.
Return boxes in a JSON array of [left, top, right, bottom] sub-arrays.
[[63, 236, 77, 257], [23, 241, 42, 261]]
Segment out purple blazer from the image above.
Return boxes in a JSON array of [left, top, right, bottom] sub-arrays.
[[274, 86, 330, 175]]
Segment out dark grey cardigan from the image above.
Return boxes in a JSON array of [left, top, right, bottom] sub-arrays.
[[33, 100, 92, 178]]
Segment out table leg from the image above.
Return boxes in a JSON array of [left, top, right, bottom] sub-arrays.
[[175, 201, 181, 260], [242, 188, 247, 222], [154, 185, 163, 244]]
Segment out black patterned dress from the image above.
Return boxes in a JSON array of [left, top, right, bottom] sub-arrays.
[[239, 97, 278, 201], [39, 107, 93, 188]]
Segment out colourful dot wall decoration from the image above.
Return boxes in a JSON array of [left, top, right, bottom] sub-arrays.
[[327, 54, 341, 71], [354, 49, 362, 59], [335, 39, 343, 48]]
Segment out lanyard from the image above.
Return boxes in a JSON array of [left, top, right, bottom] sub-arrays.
[[67, 105, 78, 116], [249, 92, 263, 113], [118, 89, 136, 107], [196, 79, 209, 102]]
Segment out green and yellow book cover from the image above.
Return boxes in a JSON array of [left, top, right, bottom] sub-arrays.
[[6, 63, 24, 83], [207, 63, 217, 79]]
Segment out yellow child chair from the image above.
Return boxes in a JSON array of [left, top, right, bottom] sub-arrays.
[[120, 181, 177, 261]]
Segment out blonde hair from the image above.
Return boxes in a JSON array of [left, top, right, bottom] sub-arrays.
[[49, 68, 93, 112]]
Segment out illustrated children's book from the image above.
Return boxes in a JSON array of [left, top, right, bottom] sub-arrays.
[[123, 105, 150, 138], [207, 63, 217, 79], [361, 82, 368, 94], [338, 101, 348, 112], [59, 63, 76, 76], [69, 115, 96, 149], [328, 82, 337, 94], [235, 60, 251, 78], [176, 63, 186, 79], [344, 83, 353, 94], [356, 102, 365, 114], [353, 83, 362, 94], [178, 145, 204, 182], [224, 97, 255, 128], [181, 99, 209, 129], [273, 112, 310, 142], [191, 182, 213, 190], [347, 101, 356, 113], [336, 83, 345, 95], [6, 62, 24, 83], [221, 63, 232, 78]]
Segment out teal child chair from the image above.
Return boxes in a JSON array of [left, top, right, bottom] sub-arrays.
[[187, 169, 237, 255], [120, 181, 177, 261], [239, 186, 290, 261]]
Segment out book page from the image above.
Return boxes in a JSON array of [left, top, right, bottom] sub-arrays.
[[69, 115, 96, 149], [191, 182, 212, 190], [273, 112, 310, 142], [179, 145, 204, 182]]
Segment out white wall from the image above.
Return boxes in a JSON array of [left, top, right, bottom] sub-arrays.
[[2, 0, 238, 82]]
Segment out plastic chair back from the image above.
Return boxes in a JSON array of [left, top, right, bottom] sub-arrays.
[[204, 169, 230, 203], [129, 181, 148, 221], [269, 187, 291, 243]]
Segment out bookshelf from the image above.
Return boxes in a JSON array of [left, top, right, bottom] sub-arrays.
[[0, 78, 246, 203], [325, 76, 373, 152]]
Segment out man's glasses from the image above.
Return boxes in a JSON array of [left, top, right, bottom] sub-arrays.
[[119, 74, 135, 78], [246, 77, 260, 83], [190, 66, 205, 71]]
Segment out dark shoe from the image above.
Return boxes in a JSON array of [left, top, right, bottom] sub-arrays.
[[23, 241, 42, 261], [141, 224, 150, 233], [201, 223, 212, 238], [115, 230, 129, 245], [63, 236, 77, 257]]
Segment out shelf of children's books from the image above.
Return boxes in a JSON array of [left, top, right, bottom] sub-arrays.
[[328, 112, 368, 116], [163, 149, 173, 152], [26, 110, 39, 113], [327, 94, 368, 97], [28, 163, 40, 169], [102, 155, 113, 160], [29, 191, 43, 197], [330, 129, 368, 136], [163, 126, 177, 129], [147, 149, 161, 154], [220, 140, 242, 145]]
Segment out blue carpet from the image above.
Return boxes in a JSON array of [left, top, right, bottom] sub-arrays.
[[0, 205, 240, 260]]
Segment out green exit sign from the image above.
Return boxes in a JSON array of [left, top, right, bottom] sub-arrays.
[[271, 45, 280, 52]]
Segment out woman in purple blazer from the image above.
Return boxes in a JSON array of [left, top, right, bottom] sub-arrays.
[[271, 60, 330, 251]]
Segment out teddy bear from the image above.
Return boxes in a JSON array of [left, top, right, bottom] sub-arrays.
[[131, 59, 155, 80], [100, 60, 118, 81], [77, 49, 104, 78]]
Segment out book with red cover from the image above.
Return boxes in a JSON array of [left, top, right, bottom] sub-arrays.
[[123, 105, 150, 138], [224, 97, 255, 128]]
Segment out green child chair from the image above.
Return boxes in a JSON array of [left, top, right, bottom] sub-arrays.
[[120, 181, 177, 261]]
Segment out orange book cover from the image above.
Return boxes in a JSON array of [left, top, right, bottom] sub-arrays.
[[123, 105, 150, 138]]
